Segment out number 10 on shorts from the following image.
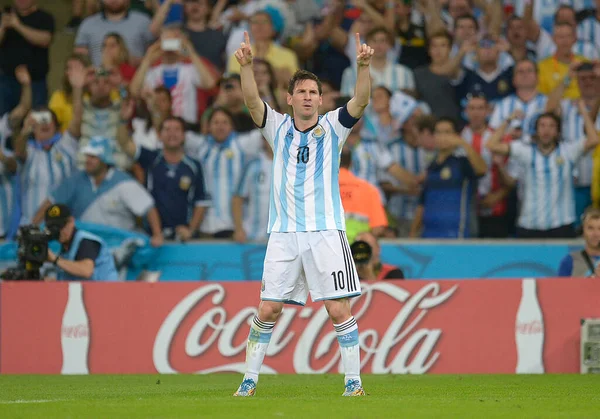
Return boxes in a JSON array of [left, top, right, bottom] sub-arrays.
[[331, 270, 346, 291]]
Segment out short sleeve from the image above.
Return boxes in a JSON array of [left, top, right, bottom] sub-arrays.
[[74, 239, 101, 261], [258, 102, 288, 149], [509, 140, 532, 164], [38, 11, 55, 33], [368, 185, 388, 228], [135, 145, 158, 169], [557, 254, 574, 277], [561, 139, 586, 163], [235, 159, 258, 198], [193, 161, 211, 207], [74, 20, 90, 48], [322, 107, 355, 148], [118, 180, 155, 216], [59, 131, 79, 159], [186, 64, 201, 87], [459, 156, 478, 179], [505, 156, 522, 180]]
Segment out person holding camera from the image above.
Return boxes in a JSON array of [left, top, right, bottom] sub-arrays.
[[558, 207, 600, 277], [350, 231, 404, 281], [44, 203, 118, 281]]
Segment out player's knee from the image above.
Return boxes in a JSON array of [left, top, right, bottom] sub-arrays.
[[324, 299, 351, 324], [258, 300, 283, 322]]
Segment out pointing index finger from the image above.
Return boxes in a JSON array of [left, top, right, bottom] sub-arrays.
[[355, 32, 361, 50], [244, 31, 251, 46]]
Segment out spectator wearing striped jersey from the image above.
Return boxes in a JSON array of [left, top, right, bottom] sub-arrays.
[[117, 101, 210, 242], [340, 27, 415, 97], [547, 61, 600, 218], [410, 117, 488, 239], [505, 16, 537, 63], [486, 107, 600, 238], [558, 207, 600, 277], [462, 92, 519, 238], [130, 26, 217, 126], [489, 59, 548, 136], [32, 136, 164, 247], [577, 1, 600, 50], [12, 65, 86, 225], [232, 137, 273, 243]]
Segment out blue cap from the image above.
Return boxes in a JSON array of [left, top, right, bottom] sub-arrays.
[[260, 6, 285, 36], [81, 136, 115, 166]]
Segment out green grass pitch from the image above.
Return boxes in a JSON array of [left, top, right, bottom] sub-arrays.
[[0, 374, 599, 418]]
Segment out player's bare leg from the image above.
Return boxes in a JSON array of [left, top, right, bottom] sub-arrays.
[[324, 298, 366, 396], [233, 300, 283, 397]]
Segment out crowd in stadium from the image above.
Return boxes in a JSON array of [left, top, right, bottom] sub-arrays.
[[1, 0, 600, 244]]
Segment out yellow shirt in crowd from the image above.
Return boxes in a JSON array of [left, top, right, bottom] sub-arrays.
[[227, 43, 299, 77], [49, 89, 121, 132], [537, 55, 586, 99]]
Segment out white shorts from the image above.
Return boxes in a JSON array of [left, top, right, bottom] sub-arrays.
[[261, 230, 361, 305]]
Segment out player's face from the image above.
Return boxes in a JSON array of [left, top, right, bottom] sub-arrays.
[[160, 120, 185, 149], [428, 37, 450, 63], [371, 87, 391, 113], [536, 117, 559, 146], [208, 111, 234, 142], [584, 218, 600, 249], [287, 79, 322, 120], [513, 61, 537, 89], [466, 97, 488, 126], [84, 155, 104, 176]]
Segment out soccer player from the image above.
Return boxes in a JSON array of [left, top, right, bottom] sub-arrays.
[[232, 31, 373, 397]]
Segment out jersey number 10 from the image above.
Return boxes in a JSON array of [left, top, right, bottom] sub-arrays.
[[297, 146, 310, 164]]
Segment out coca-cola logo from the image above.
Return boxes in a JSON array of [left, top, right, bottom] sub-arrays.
[[153, 282, 458, 375], [516, 320, 544, 335], [62, 324, 89, 338]]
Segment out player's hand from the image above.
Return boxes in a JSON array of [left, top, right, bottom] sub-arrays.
[[234, 31, 253, 67], [233, 229, 247, 243], [355, 33, 374, 67], [175, 225, 193, 242], [14, 65, 31, 85]]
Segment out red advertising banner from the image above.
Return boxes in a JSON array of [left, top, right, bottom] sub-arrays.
[[1, 279, 599, 375]]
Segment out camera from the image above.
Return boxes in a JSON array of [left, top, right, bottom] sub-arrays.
[[32, 111, 52, 125], [0, 225, 58, 281], [350, 240, 373, 266]]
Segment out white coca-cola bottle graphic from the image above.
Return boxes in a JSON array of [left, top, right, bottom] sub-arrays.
[[515, 278, 545, 373], [61, 282, 90, 374]]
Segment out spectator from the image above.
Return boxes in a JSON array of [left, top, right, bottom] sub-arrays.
[[149, 0, 184, 33], [577, 1, 600, 49], [66, 0, 99, 33], [422, 0, 502, 38], [338, 146, 389, 243], [410, 117, 487, 239], [0, 66, 31, 238], [515, 0, 570, 34], [151, 0, 227, 71], [0, 0, 54, 115], [226, 8, 299, 86], [340, 26, 415, 97], [536, 22, 585, 99], [101, 32, 137, 86], [201, 73, 255, 133], [130, 26, 217, 126], [489, 59, 548, 136], [505, 16, 537, 62], [75, 0, 154, 66], [486, 107, 599, 238], [462, 93, 518, 238], [232, 137, 273, 243], [414, 31, 463, 121], [558, 207, 600, 277], [546, 62, 600, 223], [361, 86, 412, 147], [352, 231, 404, 280], [48, 53, 91, 133], [320, 79, 341, 114], [33, 136, 164, 247], [80, 67, 126, 169], [253, 58, 285, 112], [12, 65, 85, 225], [394, 0, 429, 69], [43, 203, 119, 281], [132, 86, 173, 150]]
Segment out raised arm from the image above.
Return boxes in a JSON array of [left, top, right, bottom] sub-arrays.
[[8, 65, 32, 130], [486, 110, 523, 156], [580, 100, 600, 153], [347, 33, 374, 119], [235, 31, 265, 126], [116, 98, 137, 158], [182, 36, 217, 89], [66, 64, 87, 138], [149, 0, 173, 38]]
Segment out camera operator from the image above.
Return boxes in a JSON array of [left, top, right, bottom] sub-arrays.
[[558, 207, 600, 277], [351, 231, 404, 281], [44, 203, 118, 281]]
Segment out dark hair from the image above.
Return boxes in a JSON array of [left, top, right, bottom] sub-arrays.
[[366, 26, 394, 45], [455, 14, 479, 31], [416, 114, 437, 133], [373, 85, 393, 98], [554, 5, 576, 23], [514, 58, 538, 74], [533, 112, 562, 142], [207, 106, 236, 126], [287, 70, 322, 95], [506, 14, 523, 28], [159, 116, 186, 132], [253, 58, 280, 111], [434, 117, 458, 133], [428, 30, 453, 45], [144, 86, 173, 133], [340, 146, 352, 169]]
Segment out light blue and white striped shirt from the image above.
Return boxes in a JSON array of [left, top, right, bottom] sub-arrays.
[[578, 16, 600, 49], [340, 62, 415, 97], [235, 151, 272, 242], [489, 93, 549, 135], [510, 139, 585, 230], [352, 139, 394, 192], [536, 28, 600, 60], [19, 132, 78, 225], [259, 103, 357, 232], [513, 0, 593, 34], [0, 114, 16, 237], [559, 99, 600, 187], [196, 133, 248, 234]]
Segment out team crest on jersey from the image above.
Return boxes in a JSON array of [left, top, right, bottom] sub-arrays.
[[179, 175, 191, 190], [556, 156, 565, 166], [498, 80, 509, 93], [224, 149, 234, 159], [312, 125, 325, 139], [54, 152, 63, 162], [440, 166, 451, 180]]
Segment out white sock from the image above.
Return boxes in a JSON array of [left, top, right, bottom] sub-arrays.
[[243, 315, 275, 384], [334, 316, 361, 386]]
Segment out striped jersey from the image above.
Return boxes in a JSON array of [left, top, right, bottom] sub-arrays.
[[340, 62, 415, 97], [19, 133, 78, 225], [235, 151, 272, 242], [489, 93, 548, 136], [535, 29, 600, 60], [513, 0, 592, 33], [259, 103, 359, 233], [578, 17, 600, 51], [559, 99, 600, 186], [509, 139, 585, 230], [351, 139, 394, 194], [0, 114, 16, 237]]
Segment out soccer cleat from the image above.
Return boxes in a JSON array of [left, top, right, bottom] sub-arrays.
[[233, 378, 257, 397], [342, 379, 366, 396]]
